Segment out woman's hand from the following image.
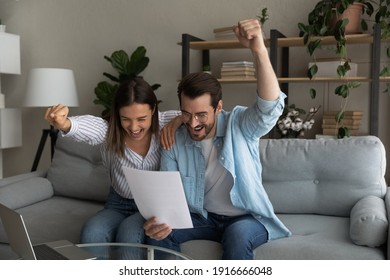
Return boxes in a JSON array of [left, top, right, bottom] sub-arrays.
[[160, 115, 182, 149], [44, 104, 71, 133]]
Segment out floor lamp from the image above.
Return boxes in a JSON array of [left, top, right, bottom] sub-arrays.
[[24, 68, 79, 171]]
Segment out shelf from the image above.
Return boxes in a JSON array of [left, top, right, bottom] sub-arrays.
[[179, 33, 385, 50], [218, 76, 390, 84], [181, 25, 386, 136]]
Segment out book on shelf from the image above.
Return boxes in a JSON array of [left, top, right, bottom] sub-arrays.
[[323, 111, 363, 117], [213, 26, 234, 33], [219, 76, 256, 81], [213, 26, 236, 40], [322, 118, 362, 125], [220, 61, 256, 79], [222, 61, 254, 67], [221, 66, 256, 72], [221, 70, 256, 77]]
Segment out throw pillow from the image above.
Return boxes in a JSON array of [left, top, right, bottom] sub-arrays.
[[350, 195, 388, 247]]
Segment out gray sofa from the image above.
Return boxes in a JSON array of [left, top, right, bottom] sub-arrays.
[[0, 135, 388, 260]]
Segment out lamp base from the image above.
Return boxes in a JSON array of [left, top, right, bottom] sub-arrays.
[[31, 126, 58, 172]]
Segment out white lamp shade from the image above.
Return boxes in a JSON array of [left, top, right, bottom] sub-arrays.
[[24, 68, 79, 107], [0, 33, 21, 75]]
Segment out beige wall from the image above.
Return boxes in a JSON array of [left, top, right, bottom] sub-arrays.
[[0, 0, 389, 182]]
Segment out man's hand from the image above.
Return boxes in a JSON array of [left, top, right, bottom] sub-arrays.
[[234, 18, 280, 101], [144, 217, 172, 241], [233, 19, 265, 55], [44, 104, 71, 132], [160, 115, 182, 150]]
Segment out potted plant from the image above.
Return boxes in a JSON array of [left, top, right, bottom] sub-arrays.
[[94, 46, 161, 118], [298, 0, 390, 138]]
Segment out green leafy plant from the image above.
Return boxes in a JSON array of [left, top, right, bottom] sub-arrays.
[[256, 7, 269, 26], [94, 46, 160, 118], [298, 0, 390, 138]]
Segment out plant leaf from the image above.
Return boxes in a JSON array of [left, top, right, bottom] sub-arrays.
[[308, 64, 318, 79], [335, 111, 344, 123], [307, 40, 321, 56], [337, 127, 350, 139], [335, 84, 349, 98], [128, 46, 149, 76], [94, 81, 117, 107], [151, 83, 161, 91], [103, 72, 120, 83], [110, 50, 130, 75], [309, 88, 316, 99]]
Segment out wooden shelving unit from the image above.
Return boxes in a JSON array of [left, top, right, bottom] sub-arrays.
[[179, 33, 380, 50], [180, 25, 388, 136]]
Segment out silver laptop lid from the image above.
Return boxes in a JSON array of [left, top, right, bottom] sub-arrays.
[[0, 203, 37, 260]]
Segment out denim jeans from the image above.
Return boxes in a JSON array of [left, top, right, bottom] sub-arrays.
[[80, 188, 146, 259], [146, 212, 268, 260]]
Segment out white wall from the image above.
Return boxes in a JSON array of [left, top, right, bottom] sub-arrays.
[[0, 0, 389, 181]]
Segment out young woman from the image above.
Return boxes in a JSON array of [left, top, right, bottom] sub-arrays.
[[45, 78, 181, 254]]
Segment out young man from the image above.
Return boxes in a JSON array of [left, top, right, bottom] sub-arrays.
[[144, 18, 291, 259]]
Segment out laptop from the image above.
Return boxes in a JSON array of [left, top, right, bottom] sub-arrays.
[[0, 203, 95, 260]]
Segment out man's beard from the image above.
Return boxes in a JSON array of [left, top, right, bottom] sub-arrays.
[[185, 120, 215, 141]]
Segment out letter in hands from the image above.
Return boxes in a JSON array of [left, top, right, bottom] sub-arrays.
[[144, 216, 172, 241], [44, 104, 71, 133]]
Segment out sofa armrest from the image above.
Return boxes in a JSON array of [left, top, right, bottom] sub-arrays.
[[386, 187, 390, 260], [0, 171, 46, 187], [0, 171, 53, 209]]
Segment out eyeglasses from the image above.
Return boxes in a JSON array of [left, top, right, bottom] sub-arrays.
[[181, 111, 210, 123]]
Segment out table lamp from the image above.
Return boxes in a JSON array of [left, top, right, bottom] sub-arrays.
[[24, 68, 79, 171]]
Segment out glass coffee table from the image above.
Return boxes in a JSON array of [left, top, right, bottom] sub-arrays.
[[77, 243, 192, 260]]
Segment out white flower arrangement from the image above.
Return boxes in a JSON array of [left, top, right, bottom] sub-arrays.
[[277, 104, 320, 138]]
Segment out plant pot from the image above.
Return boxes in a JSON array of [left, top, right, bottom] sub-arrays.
[[0, 25, 6, 32], [332, 3, 364, 34], [308, 57, 358, 77]]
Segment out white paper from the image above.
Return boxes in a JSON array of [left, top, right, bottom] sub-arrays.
[[122, 167, 193, 229]]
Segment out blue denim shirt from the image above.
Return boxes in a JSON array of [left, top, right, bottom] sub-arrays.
[[160, 93, 292, 240]]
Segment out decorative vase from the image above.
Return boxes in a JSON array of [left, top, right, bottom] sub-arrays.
[[331, 2, 364, 34]]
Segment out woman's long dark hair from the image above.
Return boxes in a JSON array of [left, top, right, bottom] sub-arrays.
[[106, 78, 159, 157]]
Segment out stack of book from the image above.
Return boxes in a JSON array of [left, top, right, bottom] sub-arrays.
[[322, 111, 363, 136], [220, 61, 256, 80], [213, 26, 236, 40]]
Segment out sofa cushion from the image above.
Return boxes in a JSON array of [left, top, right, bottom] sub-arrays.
[[0, 196, 104, 245], [47, 136, 110, 202], [260, 136, 387, 217], [350, 195, 388, 247], [180, 214, 386, 260], [0, 177, 53, 209]]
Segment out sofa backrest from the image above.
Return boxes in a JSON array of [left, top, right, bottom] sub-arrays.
[[260, 136, 387, 217], [46, 135, 110, 202]]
